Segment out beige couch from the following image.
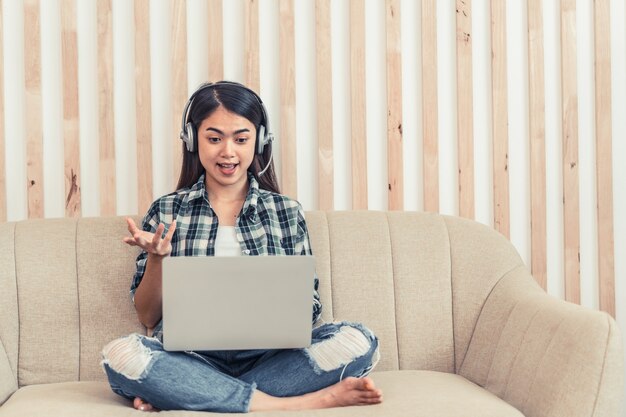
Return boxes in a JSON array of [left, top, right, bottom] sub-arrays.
[[0, 212, 623, 416]]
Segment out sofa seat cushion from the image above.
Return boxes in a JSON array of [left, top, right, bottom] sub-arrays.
[[0, 371, 524, 416]]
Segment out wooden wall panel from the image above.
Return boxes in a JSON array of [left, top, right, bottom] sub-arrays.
[[0, 0, 5, 222], [421, 0, 439, 213], [491, 0, 509, 238], [528, 0, 547, 290], [386, 0, 403, 211], [171, 0, 187, 188], [135, 0, 152, 215], [561, 0, 580, 304], [279, 0, 297, 198], [244, 0, 259, 92], [594, 0, 614, 317], [350, 1, 367, 209], [97, 0, 116, 216], [456, 0, 474, 219], [62, 0, 81, 217], [24, 0, 44, 218], [316, 0, 333, 211], [208, 0, 223, 82]]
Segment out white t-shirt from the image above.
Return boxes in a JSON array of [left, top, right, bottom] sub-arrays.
[[214, 226, 242, 257]]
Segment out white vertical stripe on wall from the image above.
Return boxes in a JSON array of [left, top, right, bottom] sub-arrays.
[[222, 0, 244, 83], [76, 0, 98, 216], [437, 0, 458, 216], [187, 0, 210, 87], [544, 0, 565, 300], [113, 0, 137, 216], [400, 0, 421, 212], [259, 0, 281, 184], [294, 0, 317, 210], [576, 0, 599, 311], [365, 0, 387, 211], [610, 1, 626, 414], [150, 0, 173, 199], [41, 0, 65, 219], [507, 0, 531, 267], [473, 0, 493, 228], [3, 0, 27, 221], [330, 0, 351, 211]]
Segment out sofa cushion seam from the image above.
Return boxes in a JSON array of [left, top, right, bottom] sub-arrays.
[[590, 313, 612, 417], [13, 222, 20, 387]]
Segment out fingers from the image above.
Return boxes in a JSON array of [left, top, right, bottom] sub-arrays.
[[163, 220, 176, 244]]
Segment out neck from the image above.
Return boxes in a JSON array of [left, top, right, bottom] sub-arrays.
[[205, 178, 249, 203]]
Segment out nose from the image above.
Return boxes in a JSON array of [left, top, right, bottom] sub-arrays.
[[220, 139, 235, 158]]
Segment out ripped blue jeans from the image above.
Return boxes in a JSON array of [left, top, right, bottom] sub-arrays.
[[101, 322, 380, 413]]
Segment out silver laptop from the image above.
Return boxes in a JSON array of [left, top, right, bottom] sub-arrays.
[[161, 255, 316, 351]]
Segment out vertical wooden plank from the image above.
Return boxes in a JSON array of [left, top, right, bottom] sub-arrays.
[[279, 0, 297, 198], [456, 0, 474, 219], [97, 0, 116, 215], [316, 0, 333, 210], [561, 0, 580, 304], [594, 0, 615, 316], [61, 0, 81, 217], [386, 0, 403, 210], [350, 0, 367, 209], [528, 0, 547, 290], [422, 0, 439, 213], [244, 0, 259, 91], [135, 0, 152, 214], [24, 0, 44, 218], [208, 0, 223, 82], [0, 0, 5, 221], [491, 0, 509, 237], [171, 0, 187, 188]]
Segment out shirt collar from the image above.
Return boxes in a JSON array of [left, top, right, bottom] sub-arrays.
[[187, 172, 261, 216]]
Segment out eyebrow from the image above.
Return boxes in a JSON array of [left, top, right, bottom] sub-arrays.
[[204, 127, 251, 135]]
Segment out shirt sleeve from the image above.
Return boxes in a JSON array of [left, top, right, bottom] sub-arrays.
[[129, 202, 161, 303], [297, 207, 323, 324]]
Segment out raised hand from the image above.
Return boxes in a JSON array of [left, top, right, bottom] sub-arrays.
[[123, 218, 176, 258]]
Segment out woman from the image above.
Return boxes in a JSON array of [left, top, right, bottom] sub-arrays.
[[101, 81, 382, 413]]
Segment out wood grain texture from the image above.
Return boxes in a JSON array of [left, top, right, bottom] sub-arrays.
[[561, 0, 580, 304], [279, 0, 297, 198], [61, 0, 81, 217], [98, 0, 116, 216], [421, 0, 439, 213], [244, 0, 259, 92], [594, 0, 614, 317], [316, 0, 333, 210], [491, 0, 509, 237], [208, 0, 223, 82], [456, 0, 474, 219], [386, 0, 403, 210], [0, 0, 5, 221], [350, 0, 367, 209], [135, 0, 153, 215], [171, 0, 187, 189], [527, 0, 547, 290], [24, 0, 44, 218]]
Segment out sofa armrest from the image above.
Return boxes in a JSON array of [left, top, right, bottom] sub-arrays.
[[458, 266, 624, 417], [0, 336, 17, 405]]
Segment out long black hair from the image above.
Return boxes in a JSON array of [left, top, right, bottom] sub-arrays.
[[176, 81, 281, 194]]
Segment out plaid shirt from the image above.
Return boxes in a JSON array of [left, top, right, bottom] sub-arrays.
[[131, 173, 322, 329]]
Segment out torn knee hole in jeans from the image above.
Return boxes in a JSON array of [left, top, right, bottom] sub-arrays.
[[101, 334, 153, 380], [305, 326, 372, 373]]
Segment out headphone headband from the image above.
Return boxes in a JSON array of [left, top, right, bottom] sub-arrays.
[[179, 81, 273, 155]]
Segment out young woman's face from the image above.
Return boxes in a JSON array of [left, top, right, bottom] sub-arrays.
[[196, 106, 257, 193]]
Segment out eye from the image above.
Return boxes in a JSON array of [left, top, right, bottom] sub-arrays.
[[235, 137, 249, 144], [208, 137, 221, 143]]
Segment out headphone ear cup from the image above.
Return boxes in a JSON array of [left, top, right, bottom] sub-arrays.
[[184, 122, 196, 152], [256, 125, 267, 155]]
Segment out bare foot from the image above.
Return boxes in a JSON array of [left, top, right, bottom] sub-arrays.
[[133, 397, 158, 412], [250, 377, 383, 411]]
